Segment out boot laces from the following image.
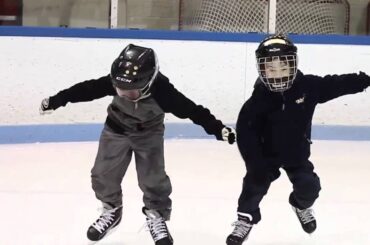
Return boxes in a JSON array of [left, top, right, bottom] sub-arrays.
[[231, 220, 252, 238], [297, 208, 315, 224], [146, 216, 169, 242], [92, 207, 119, 233]]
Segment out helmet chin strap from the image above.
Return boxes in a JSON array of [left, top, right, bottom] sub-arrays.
[[132, 53, 159, 102], [129, 93, 151, 103], [143, 52, 159, 93]]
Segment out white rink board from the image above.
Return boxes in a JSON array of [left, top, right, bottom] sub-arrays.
[[0, 36, 370, 126]]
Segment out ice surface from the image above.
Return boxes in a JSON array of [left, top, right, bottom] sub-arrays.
[[0, 139, 369, 245]]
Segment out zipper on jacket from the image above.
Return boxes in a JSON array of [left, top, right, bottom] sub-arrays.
[[281, 92, 286, 111]]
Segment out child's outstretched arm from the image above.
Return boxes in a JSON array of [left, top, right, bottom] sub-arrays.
[[39, 75, 115, 115]]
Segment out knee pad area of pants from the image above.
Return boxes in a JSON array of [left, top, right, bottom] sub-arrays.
[[294, 174, 321, 197]]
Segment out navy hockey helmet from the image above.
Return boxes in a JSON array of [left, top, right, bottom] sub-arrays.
[[255, 34, 298, 92], [111, 44, 159, 100]]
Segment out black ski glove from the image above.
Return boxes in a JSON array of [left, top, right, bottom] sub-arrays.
[[39, 96, 62, 115]]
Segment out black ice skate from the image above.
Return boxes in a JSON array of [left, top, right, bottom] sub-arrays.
[[292, 206, 316, 234], [226, 212, 254, 245], [143, 208, 173, 245], [87, 203, 122, 241]]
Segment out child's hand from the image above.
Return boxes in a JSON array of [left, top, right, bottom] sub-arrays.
[[222, 127, 236, 144], [39, 98, 54, 115]]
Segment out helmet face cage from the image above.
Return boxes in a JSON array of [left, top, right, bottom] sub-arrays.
[[255, 34, 298, 92], [257, 54, 297, 92]]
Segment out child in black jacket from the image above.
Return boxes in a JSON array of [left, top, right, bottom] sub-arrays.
[[226, 34, 370, 245], [39, 44, 236, 245]]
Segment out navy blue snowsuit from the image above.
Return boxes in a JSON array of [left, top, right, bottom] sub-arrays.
[[236, 70, 370, 223]]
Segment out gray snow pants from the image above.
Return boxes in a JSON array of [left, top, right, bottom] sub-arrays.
[[91, 124, 172, 219]]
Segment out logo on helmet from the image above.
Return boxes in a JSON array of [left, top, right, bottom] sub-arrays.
[[116, 76, 132, 83], [268, 48, 281, 52], [295, 96, 305, 104]]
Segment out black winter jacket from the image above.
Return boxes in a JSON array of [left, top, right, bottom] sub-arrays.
[[48, 72, 226, 139], [236, 70, 370, 163]]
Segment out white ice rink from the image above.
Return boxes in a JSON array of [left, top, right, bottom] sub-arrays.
[[0, 139, 369, 245]]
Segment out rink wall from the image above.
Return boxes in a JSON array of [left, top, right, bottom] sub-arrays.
[[1, 27, 370, 143]]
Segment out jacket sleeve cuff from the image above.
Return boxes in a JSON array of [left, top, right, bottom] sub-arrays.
[[49, 94, 67, 109]]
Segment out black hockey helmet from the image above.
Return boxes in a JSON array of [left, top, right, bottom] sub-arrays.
[[111, 44, 159, 100], [255, 34, 298, 92]]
